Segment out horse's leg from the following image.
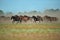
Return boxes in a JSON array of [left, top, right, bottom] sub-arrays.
[[34, 20, 36, 23], [48, 19, 51, 23], [39, 20, 40, 23], [20, 20, 22, 23], [24, 20, 27, 23], [17, 21, 19, 23], [12, 20, 15, 23], [41, 18, 43, 22]]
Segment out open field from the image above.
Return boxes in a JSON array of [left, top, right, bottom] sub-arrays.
[[0, 23, 60, 40], [0, 0, 60, 40]]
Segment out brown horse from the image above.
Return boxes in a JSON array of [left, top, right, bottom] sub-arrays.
[[19, 15, 31, 22], [50, 17, 58, 21], [44, 15, 51, 22], [44, 15, 58, 22]]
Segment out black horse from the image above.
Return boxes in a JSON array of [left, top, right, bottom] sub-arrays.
[[11, 15, 22, 23], [32, 16, 43, 22]]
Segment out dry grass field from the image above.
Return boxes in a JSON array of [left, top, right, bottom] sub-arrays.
[[0, 23, 60, 40]]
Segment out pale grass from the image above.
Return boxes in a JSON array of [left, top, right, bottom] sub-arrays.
[[0, 23, 60, 40]]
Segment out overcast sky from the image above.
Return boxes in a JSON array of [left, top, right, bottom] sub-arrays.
[[0, 0, 60, 13]]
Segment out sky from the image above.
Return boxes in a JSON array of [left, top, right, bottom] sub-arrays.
[[0, 0, 60, 13]]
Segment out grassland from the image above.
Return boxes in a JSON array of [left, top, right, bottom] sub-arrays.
[[0, 23, 60, 40]]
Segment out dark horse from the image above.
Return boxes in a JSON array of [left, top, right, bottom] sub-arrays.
[[11, 15, 22, 23], [50, 17, 58, 21], [44, 15, 58, 22], [32, 15, 43, 22]]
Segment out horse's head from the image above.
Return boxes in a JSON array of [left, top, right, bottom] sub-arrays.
[[37, 15, 41, 18], [32, 16, 36, 18], [11, 16, 15, 20]]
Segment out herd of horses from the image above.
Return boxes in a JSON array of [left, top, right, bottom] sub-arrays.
[[11, 15, 58, 23]]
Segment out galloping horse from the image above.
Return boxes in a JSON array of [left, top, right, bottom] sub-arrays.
[[32, 15, 43, 22], [50, 17, 58, 21], [44, 15, 58, 22], [19, 15, 31, 22], [11, 15, 31, 23], [44, 15, 52, 22], [11, 15, 22, 23], [37, 15, 43, 22]]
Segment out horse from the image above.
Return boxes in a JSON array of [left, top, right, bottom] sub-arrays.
[[19, 15, 31, 22], [44, 15, 58, 22], [43, 15, 51, 22], [37, 15, 43, 22], [11, 15, 22, 23], [50, 17, 58, 21], [32, 15, 43, 23]]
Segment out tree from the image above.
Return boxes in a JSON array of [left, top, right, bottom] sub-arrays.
[[17, 12, 23, 15], [31, 10, 37, 13], [6, 12, 13, 17], [0, 10, 4, 16], [55, 9, 60, 11]]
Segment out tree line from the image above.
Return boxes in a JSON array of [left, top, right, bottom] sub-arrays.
[[0, 9, 60, 17]]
